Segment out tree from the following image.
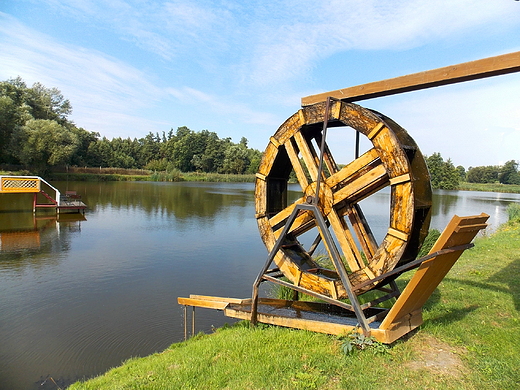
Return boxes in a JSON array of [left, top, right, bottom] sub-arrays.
[[499, 160, 520, 185], [425, 153, 444, 188], [137, 132, 162, 167], [456, 165, 466, 182], [246, 148, 262, 174], [69, 126, 100, 166], [11, 119, 79, 173], [439, 158, 460, 190], [0, 77, 75, 164], [0, 77, 31, 163], [26, 82, 72, 123], [467, 165, 499, 183], [425, 153, 460, 190], [221, 144, 249, 174]]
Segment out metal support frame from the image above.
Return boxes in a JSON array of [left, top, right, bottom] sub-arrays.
[[183, 305, 196, 340], [250, 202, 372, 333], [251, 96, 376, 334]]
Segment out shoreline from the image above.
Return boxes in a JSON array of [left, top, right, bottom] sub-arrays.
[[69, 217, 520, 389]]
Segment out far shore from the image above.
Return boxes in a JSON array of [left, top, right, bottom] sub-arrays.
[[1, 169, 520, 193]]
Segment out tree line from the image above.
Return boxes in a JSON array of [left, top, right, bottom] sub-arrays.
[[1, 77, 518, 186], [425, 152, 520, 189], [0, 77, 262, 175]]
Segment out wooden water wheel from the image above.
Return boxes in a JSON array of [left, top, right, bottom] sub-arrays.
[[255, 100, 432, 298]]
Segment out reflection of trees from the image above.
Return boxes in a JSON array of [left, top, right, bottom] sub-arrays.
[[0, 212, 85, 269], [431, 190, 459, 216], [60, 181, 255, 220]]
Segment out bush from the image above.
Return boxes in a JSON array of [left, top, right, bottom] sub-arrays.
[[507, 202, 520, 222]]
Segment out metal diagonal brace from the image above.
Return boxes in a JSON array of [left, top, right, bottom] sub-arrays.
[[250, 202, 372, 334]]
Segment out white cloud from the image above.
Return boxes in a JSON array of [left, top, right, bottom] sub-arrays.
[[241, 0, 520, 86], [166, 86, 280, 127], [0, 12, 164, 137], [371, 73, 520, 167], [28, 1, 520, 90], [2, 1, 519, 156]]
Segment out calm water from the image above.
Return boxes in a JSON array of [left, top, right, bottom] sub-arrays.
[[0, 181, 519, 389]]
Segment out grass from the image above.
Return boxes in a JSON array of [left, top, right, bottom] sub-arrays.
[[457, 182, 520, 193], [45, 171, 256, 183], [69, 215, 520, 390], [508, 202, 520, 220], [4, 168, 520, 190]]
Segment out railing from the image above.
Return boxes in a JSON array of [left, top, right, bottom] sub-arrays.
[[0, 176, 61, 206]]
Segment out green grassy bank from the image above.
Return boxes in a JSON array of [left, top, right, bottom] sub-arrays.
[[3, 169, 520, 192], [70, 213, 520, 390], [457, 182, 520, 194], [0, 169, 256, 183], [48, 171, 257, 183]]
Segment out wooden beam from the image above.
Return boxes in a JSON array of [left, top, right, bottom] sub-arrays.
[[301, 51, 520, 106]]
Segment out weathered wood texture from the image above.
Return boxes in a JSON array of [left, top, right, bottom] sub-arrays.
[[255, 101, 432, 298], [302, 51, 520, 106], [178, 214, 487, 343], [380, 213, 489, 330]]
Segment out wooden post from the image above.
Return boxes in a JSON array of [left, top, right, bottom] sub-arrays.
[[302, 51, 520, 106]]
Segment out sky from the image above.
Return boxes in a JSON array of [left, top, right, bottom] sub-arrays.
[[1, 0, 519, 168]]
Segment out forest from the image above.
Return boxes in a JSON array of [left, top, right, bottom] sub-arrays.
[[1, 77, 518, 188], [0, 77, 262, 176]]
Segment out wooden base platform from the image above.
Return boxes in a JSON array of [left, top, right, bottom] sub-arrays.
[[178, 213, 489, 344], [178, 295, 422, 343]]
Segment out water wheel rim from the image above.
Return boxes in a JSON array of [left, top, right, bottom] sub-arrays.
[[255, 101, 432, 297]]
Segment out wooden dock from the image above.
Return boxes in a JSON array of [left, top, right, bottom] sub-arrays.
[[0, 176, 87, 213]]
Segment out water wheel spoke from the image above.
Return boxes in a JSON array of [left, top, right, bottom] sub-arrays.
[[327, 209, 364, 271], [285, 211, 316, 237], [326, 148, 379, 188], [269, 196, 306, 230], [284, 137, 309, 190], [332, 161, 389, 206], [293, 131, 320, 182], [314, 133, 339, 176], [271, 208, 315, 239], [340, 203, 378, 260]]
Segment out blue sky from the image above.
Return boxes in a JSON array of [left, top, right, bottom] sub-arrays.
[[1, 1, 519, 168]]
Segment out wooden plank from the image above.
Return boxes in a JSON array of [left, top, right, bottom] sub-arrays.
[[284, 138, 309, 190], [326, 148, 379, 188], [332, 164, 388, 205], [388, 227, 408, 241], [327, 210, 363, 271], [224, 306, 357, 336], [178, 295, 252, 310], [344, 204, 378, 260], [380, 213, 489, 330], [188, 295, 250, 304], [372, 309, 423, 344], [293, 131, 319, 181], [177, 297, 230, 310], [302, 51, 520, 105]]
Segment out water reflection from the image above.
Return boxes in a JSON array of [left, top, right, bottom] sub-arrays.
[[0, 212, 85, 268], [431, 190, 519, 232], [68, 181, 253, 220]]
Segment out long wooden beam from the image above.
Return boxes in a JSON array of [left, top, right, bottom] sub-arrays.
[[301, 51, 520, 106]]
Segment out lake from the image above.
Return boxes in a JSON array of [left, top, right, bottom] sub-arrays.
[[0, 181, 519, 389]]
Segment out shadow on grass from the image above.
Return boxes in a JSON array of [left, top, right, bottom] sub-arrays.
[[425, 304, 479, 326], [443, 258, 520, 311], [487, 258, 520, 311]]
